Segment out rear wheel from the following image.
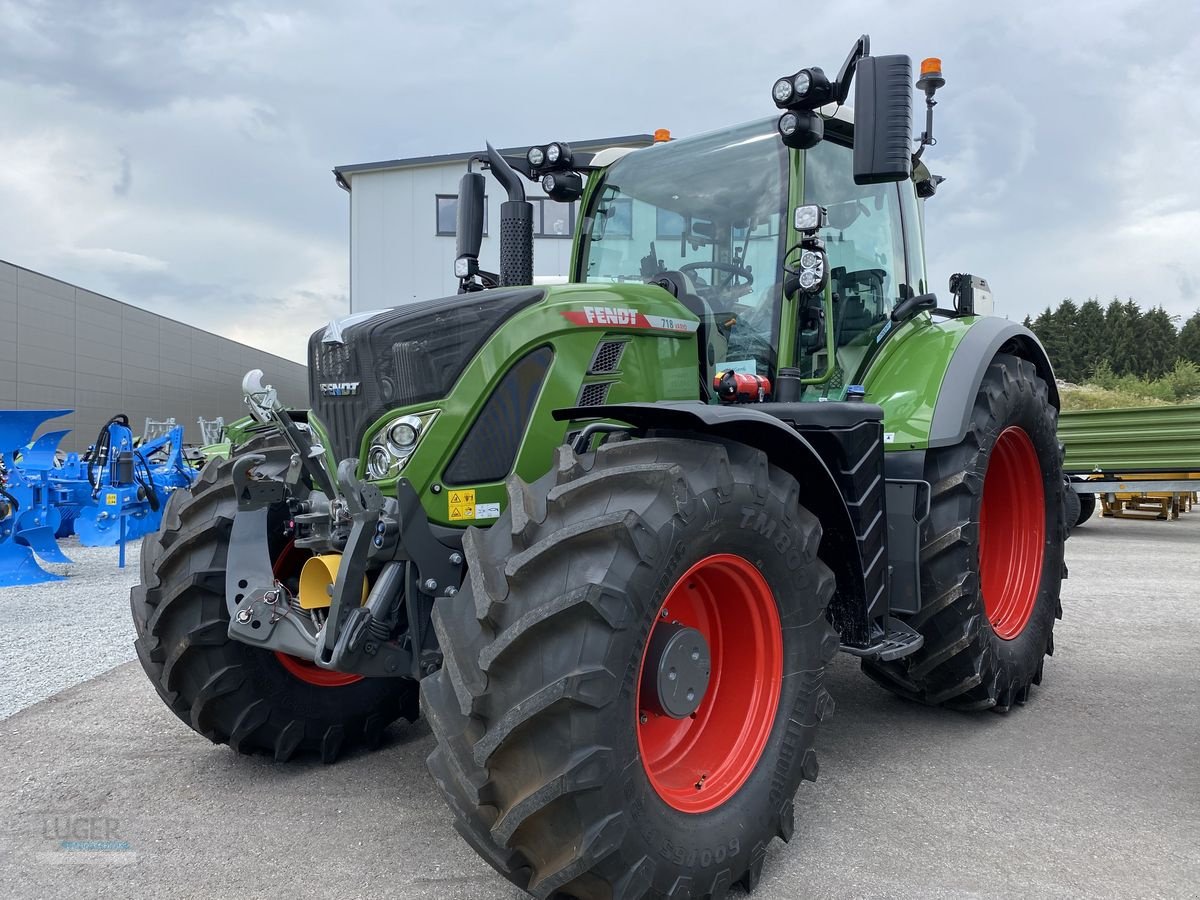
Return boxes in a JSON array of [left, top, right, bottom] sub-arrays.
[[864, 353, 1065, 711], [130, 438, 417, 762], [422, 437, 838, 899]]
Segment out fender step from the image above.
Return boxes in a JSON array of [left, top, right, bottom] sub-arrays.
[[840, 616, 923, 662]]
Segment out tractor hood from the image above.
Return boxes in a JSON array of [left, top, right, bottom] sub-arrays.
[[308, 288, 544, 461]]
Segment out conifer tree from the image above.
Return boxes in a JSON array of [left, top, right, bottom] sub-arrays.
[[1177, 310, 1200, 367]]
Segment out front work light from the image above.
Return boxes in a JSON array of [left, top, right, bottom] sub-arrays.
[[541, 170, 583, 203], [527, 146, 545, 167], [772, 77, 795, 105], [772, 66, 832, 110], [793, 204, 827, 234], [777, 110, 823, 149]]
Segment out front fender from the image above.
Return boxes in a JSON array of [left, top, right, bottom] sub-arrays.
[[864, 315, 1059, 451]]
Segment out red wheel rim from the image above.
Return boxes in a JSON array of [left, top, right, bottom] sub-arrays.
[[636, 554, 782, 814], [270, 540, 363, 688], [979, 426, 1046, 640]]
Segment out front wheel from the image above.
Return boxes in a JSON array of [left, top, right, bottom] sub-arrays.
[[130, 443, 418, 762], [422, 436, 838, 899], [864, 353, 1066, 711]]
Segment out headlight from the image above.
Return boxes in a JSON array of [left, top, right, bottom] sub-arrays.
[[792, 70, 811, 97], [778, 111, 800, 136], [800, 250, 821, 270], [367, 446, 392, 480], [545, 142, 562, 164], [387, 416, 421, 451], [772, 77, 794, 105], [527, 146, 545, 167], [364, 410, 438, 480]]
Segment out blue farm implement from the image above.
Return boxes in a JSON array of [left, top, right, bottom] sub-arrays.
[[71, 415, 198, 558], [0, 409, 200, 585], [0, 410, 74, 585]]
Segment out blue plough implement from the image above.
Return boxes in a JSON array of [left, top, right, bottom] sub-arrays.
[[0, 409, 200, 586]]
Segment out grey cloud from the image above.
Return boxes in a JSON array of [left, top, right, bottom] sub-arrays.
[[0, 0, 1198, 361]]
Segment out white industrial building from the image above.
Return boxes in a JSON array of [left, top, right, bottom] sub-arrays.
[[334, 134, 655, 312]]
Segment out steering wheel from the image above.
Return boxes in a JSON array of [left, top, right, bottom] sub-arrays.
[[679, 260, 754, 294]]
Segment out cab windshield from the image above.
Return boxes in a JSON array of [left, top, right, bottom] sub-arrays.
[[577, 119, 789, 379]]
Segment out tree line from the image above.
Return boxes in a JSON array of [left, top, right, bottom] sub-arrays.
[[1023, 298, 1200, 384]]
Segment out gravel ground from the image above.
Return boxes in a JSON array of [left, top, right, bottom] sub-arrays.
[[0, 538, 141, 719], [0, 512, 1197, 898]]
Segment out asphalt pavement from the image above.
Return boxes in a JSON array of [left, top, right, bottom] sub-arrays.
[[1, 513, 1197, 899]]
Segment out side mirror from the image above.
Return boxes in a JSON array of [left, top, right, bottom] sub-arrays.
[[455, 172, 486, 261], [852, 54, 913, 185]]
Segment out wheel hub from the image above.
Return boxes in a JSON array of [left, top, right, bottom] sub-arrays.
[[640, 623, 711, 719]]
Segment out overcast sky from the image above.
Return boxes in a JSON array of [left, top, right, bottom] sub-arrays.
[[1, 0, 1197, 364]]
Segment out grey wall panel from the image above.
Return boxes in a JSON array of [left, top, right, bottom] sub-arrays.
[[4, 261, 309, 452]]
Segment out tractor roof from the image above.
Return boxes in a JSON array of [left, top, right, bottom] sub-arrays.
[[333, 133, 656, 190]]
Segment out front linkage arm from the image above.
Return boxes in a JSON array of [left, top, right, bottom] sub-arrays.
[[224, 371, 464, 680]]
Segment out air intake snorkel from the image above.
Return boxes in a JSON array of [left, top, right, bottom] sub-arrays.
[[485, 142, 534, 287]]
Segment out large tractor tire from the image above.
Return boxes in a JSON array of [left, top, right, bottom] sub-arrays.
[[423, 437, 839, 899], [130, 437, 417, 762], [865, 353, 1066, 711]]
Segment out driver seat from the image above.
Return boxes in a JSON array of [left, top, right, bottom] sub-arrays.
[[648, 270, 729, 399]]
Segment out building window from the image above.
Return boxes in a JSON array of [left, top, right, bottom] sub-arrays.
[[655, 208, 686, 239], [531, 197, 575, 238], [436, 194, 487, 237], [599, 198, 633, 238]]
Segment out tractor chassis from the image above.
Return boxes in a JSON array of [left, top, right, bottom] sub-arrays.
[[222, 412, 461, 680]]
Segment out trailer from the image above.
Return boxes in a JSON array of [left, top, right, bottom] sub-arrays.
[[1060, 404, 1200, 524]]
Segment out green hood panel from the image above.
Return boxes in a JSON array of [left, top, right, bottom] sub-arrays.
[[316, 282, 701, 526]]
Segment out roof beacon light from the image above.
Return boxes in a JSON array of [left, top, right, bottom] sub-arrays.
[[653, 128, 672, 143], [913, 56, 946, 165], [918, 57, 945, 91]]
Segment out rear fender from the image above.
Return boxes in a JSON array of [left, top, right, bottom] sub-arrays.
[[554, 401, 876, 646]]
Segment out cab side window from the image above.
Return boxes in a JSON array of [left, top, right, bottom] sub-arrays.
[[804, 140, 907, 356]]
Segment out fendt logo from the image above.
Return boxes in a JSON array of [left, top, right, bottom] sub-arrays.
[[561, 306, 700, 333], [581, 305, 637, 325], [319, 381, 360, 397]]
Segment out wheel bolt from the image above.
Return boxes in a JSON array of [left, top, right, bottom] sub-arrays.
[[639, 712, 648, 724], [660, 609, 669, 618]]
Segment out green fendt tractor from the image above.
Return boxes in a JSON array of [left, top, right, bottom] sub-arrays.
[[131, 37, 1067, 899]]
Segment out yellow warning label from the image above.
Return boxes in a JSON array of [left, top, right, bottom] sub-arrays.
[[105, 493, 118, 506], [448, 489, 476, 521]]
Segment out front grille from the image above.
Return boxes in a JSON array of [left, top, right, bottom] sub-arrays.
[[577, 382, 613, 407], [309, 288, 543, 462], [588, 340, 627, 374]]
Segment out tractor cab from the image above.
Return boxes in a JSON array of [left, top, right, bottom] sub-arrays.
[[571, 111, 934, 402]]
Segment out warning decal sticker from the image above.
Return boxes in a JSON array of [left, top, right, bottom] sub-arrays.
[[448, 489, 476, 521]]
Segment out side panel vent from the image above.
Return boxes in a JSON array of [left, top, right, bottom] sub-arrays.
[[588, 340, 627, 375], [443, 347, 553, 486], [577, 382, 613, 407]]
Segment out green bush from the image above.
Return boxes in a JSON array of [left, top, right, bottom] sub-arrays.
[[1061, 359, 1200, 410], [1163, 360, 1200, 400]]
